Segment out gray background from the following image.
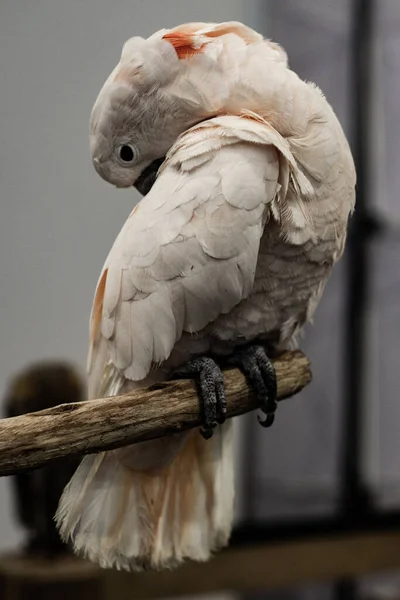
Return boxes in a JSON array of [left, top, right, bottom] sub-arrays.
[[1, 2, 400, 598], [248, 0, 400, 523]]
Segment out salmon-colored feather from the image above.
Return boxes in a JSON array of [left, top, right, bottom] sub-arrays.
[[90, 269, 107, 344], [162, 32, 205, 59], [201, 23, 255, 43]]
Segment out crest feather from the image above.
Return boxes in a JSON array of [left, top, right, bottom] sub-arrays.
[[162, 32, 205, 59]]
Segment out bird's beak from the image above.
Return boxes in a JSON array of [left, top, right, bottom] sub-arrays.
[[134, 158, 165, 196]]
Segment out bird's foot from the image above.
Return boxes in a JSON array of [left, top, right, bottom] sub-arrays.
[[174, 357, 226, 439], [225, 344, 277, 428]]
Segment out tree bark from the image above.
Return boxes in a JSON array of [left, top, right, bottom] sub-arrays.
[[0, 350, 311, 477]]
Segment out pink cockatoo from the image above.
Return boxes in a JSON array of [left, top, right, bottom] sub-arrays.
[[56, 21, 356, 571]]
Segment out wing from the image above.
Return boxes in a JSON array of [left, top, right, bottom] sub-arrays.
[[87, 116, 311, 398]]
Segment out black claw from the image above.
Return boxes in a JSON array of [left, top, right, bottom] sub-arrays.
[[257, 411, 276, 428], [225, 344, 277, 428], [174, 357, 226, 439]]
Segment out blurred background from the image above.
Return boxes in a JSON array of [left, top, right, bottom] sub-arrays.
[[0, 0, 399, 599]]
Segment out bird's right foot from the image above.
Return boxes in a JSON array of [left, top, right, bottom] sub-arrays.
[[173, 356, 226, 440], [173, 344, 277, 438]]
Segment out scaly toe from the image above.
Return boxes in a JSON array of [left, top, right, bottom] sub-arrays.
[[225, 344, 277, 428], [173, 356, 226, 439]]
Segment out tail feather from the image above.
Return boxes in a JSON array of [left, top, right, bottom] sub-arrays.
[[56, 422, 234, 571]]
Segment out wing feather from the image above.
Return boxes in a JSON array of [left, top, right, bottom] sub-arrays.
[[87, 116, 303, 390]]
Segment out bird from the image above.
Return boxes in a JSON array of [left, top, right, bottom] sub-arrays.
[[56, 21, 356, 572]]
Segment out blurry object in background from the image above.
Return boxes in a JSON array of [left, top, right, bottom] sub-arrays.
[[3, 362, 84, 557], [361, 571, 400, 600], [0, 362, 103, 600], [0, 554, 102, 600]]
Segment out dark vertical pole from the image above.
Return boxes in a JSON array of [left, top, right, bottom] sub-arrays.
[[336, 0, 375, 598], [341, 0, 375, 522]]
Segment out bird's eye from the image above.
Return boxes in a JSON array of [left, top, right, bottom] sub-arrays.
[[116, 144, 137, 165]]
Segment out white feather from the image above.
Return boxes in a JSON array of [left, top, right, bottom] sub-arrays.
[[59, 19, 356, 573]]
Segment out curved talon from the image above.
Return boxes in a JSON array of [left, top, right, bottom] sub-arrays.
[[173, 356, 226, 439], [257, 412, 275, 428], [200, 426, 214, 440], [226, 344, 278, 428]]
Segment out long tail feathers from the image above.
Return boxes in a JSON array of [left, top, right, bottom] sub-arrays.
[[55, 422, 234, 571]]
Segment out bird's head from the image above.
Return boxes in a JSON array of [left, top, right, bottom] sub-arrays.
[[89, 21, 286, 194]]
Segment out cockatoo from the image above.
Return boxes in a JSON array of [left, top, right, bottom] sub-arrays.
[[56, 21, 356, 571]]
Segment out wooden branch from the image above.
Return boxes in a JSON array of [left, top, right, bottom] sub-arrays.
[[1, 530, 399, 597], [0, 350, 311, 477], [103, 531, 400, 598]]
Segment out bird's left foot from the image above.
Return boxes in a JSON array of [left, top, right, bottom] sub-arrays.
[[225, 344, 277, 428]]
